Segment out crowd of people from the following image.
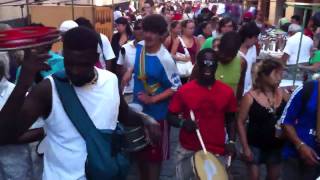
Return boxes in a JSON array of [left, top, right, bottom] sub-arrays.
[[1, 0, 320, 180]]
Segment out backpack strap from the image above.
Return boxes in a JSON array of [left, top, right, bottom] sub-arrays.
[[178, 36, 190, 57], [98, 34, 107, 61]]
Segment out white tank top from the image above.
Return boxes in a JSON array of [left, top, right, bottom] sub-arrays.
[[43, 68, 119, 180]]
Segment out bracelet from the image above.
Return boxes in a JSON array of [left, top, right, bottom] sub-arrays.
[[296, 142, 305, 150], [228, 140, 235, 144]]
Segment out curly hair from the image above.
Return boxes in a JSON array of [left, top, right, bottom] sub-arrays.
[[252, 59, 284, 90]]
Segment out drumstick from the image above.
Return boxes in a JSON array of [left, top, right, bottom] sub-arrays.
[[190, 110, 208, 154], [227, 155, 232, 168]]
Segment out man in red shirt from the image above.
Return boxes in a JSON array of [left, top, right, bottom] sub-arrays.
[[167, 48, 237, 180]]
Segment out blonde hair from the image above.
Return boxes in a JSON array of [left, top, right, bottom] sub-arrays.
[[252, 59, 284, 90]]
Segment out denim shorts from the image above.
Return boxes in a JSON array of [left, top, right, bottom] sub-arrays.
[[250, 146, 282, 165]]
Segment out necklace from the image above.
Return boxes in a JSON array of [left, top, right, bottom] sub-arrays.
[[264, 92, 276, 114], [87, 69, 98, 85], [69, 69, 98, 86]]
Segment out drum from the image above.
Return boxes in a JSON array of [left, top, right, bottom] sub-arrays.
[[181, 150, 228, 180], [121, 126, 149, 152], [0, 26, 60, 51]]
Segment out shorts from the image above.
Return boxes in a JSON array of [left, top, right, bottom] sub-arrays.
[[249, 146, 282, 165], [135, 120, 169, 162], [175, 144, 227, 180], [0, 144, 33, 180]]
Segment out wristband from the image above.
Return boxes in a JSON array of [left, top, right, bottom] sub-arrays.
[[179, 119, 184, 128], [228, 140, 235, 144], [296, 142, 305, 150]]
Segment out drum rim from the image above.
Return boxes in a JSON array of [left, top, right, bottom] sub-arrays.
[[121, 141, 149, 152], [0, 26, 58, 41], [0, 36, 61, 51], [123, 126, 143, 134]]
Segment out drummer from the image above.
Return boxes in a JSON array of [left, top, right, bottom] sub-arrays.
[[167, 48, 237, 179]]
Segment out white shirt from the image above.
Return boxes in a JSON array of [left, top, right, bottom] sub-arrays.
[[0, 52, 10, 79], [0, 78, 15, 110], [239, 45, 257, 94], [283, 32, 313, 65], [117, 41, 137, 94], [113, 10, 122, 21], [43, 68, 119, 180], [97, 33, 115, 69], [183, 13, 194, 20], [212, 30, 219, 39]]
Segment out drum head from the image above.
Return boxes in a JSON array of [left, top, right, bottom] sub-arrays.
[[193, 150, 228, 180]]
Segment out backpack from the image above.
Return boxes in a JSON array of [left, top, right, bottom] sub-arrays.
[[53, 71, 129, 180]]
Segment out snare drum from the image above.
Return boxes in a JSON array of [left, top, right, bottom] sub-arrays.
[[121, 126, 149, 152], [0, 26, 60, 51], [178, 150, 228, 180]]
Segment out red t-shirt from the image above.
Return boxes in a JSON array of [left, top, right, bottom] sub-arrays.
[[172, 13, 183, 21], [304, 28, 314, 39], [168, 80, 237, 155]]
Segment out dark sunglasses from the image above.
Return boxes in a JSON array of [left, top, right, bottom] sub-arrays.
[[200, 59, 217, 67]]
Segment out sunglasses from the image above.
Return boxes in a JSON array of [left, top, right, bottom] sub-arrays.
[[200, 59, 217, 67]]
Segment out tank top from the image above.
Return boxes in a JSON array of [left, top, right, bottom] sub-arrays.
[[177, 37, 197, 64], [42, 68, 119, 180], [247, 98, 286, 149], [215, 55, 241, 95]]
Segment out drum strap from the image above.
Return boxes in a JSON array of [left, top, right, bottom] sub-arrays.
[[138, 47, 160, 95]]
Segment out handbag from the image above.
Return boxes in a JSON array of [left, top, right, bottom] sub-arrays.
[[176, 36, 194, 77], [53, 71, 129, 180]]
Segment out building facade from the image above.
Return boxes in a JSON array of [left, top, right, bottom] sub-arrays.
[[245, 0, 320, 26]]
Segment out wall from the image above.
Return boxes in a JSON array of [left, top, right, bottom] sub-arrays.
[[0, 6, 26, 21], [29, 5, 112, 52]]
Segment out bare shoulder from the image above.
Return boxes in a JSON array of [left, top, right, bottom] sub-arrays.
[[240, 57, 247, 70], [278, 87, 290, 102], [242, 91, 254, 105]]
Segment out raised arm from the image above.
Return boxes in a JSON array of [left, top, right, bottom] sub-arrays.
[[0, 51, 51, 144]]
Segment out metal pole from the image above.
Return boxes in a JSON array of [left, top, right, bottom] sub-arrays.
[[293, 9, 307, 86], [20, 5, 24, 19], [26, 0, 30, 25], [92, 0, 95, 25], [71, 0, 75, 20]]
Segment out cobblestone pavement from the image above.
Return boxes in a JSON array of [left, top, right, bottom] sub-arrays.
[[127, 127, 263, 180], [31, 128, 267, 180]]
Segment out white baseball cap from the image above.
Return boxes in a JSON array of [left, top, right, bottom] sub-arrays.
[[59, 20, 78, 33]]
